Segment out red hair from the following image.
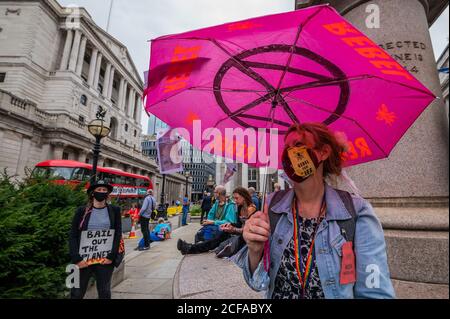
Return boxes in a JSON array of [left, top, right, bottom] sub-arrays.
[[284, 123, 347, 178]]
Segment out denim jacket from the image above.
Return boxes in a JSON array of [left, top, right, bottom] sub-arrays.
[[233, 184, 395, 299]]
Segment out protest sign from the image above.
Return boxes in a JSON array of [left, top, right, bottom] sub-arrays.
[[79, 229, 115, 265]]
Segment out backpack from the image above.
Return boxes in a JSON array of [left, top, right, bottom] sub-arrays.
[[268, 189, 357, 242]]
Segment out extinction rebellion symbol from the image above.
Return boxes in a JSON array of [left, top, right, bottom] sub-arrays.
[[213, 44, 350, 134]]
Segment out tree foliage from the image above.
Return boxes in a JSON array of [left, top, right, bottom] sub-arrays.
[[0, 171, 86, 298]]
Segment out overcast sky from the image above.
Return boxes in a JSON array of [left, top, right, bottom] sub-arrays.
[[57, 0, 449, 133]]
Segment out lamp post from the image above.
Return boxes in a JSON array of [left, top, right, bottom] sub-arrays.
[[87, 106, 110, 184], [207, 174, 214, 193], [184, 171, 191, 200], [156, 174, 167, 220]]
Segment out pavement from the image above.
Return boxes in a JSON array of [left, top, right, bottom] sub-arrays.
[[85, 215, 201, 299]]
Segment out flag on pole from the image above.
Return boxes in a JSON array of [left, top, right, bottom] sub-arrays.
[[156, 128, 183, 175], [222, 163, 237, 185]]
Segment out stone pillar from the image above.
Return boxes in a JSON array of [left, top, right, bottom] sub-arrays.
[[87, 48, 98, 86], [59, 29, 73, 70], [277, 170, 286, 190], [93, 53, 103, 91], [77, 150, 88, 163], [16, 137, 31, 178], [122, 82, 129, 113], [103, 63, 112, 96], [107, 67, 115, 100], [52, 143, 65, 160], [40, 143, 51, 162], [68, 30, 82, 72], [118, 78, 125, 109], [128, 88, 136, 117], [300, 0, 449, 296], [75, 36, 87, 76], [241, 163, 249, 189]]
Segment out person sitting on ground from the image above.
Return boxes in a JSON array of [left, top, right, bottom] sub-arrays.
[[135, 218, 171, 250], [215, 187, 257, 258], [177, 185, 237, 255]]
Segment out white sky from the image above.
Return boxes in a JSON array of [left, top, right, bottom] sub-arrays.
[[57, 0, 449, 133]]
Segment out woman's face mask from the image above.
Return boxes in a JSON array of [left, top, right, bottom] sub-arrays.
[[282, 145, 322, 183], [93, 191, 108, 202]]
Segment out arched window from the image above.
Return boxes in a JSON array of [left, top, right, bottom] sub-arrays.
[[80, 94, 87, 106], [110, 117, 118, 140], [124, 123, 129, 132]]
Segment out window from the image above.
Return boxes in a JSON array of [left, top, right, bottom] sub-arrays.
[[79, 115, 85, 123], [0, 73, 5, 83], [134, 130, 137, 137], [72, 168, 90, 181], [62, 152, 69, 160], [80, 94, 87, 106], [125, 124, 129, 132]]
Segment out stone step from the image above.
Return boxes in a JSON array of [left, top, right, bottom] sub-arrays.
[[376, 206, 448, 231], [384, 229, 449, 284], [392, 279, 449, 299]]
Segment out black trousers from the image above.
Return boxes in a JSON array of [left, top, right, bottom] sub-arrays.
[[140, 216, 151, 247], [200, 208, 210, 223], [187, 232, 230, 254], [70, 264, 115, 299]]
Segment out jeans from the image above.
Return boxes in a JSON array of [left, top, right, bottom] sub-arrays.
[[140, 216, 151, 247], [182, 206, 189, 226], [70, 264, 115, 299]]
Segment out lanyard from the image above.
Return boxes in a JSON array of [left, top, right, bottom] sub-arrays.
[[292, 196, 326, 298]]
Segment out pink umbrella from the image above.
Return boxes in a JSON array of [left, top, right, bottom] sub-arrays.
[[144, 4, 435, 170]]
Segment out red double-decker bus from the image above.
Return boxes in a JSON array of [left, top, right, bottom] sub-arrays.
[[33, 160, 153, 199]]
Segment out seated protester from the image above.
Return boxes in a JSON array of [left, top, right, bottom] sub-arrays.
[[177, 185, 237, 255], [215, 187, 257, 258], [136, 218, 171, 250]]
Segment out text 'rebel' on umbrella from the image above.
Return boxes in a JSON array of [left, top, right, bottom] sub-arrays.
[[143, 4, 436, 200]]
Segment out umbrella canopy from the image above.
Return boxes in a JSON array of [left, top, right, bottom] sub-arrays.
[[144, 4, 435, 169]]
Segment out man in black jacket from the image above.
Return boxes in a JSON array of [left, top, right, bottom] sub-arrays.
[[200, 191, 212, 224], [68, 180, 122, 299]]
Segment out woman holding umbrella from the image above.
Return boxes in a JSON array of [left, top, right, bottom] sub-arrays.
[[235, 123, 395, 299], [69, 180, 122, 299]]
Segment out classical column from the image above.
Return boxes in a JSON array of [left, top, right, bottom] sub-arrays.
[[136, 96, 143, 124], [127, 87, 135, 117], [241, 163, 249, 189], [59, 29, 73, 70], [122, 82, 129, 112], [107, 67, 115, 99], [68, 30, 82, 72], [87, 48, 98, 86], [300, 0, 449, 293], [52, 143, 65, 160], [77, 150, 88, 163], [75, 36, 87, 76], [93, 53, 103, 91], [118, 78, 125, 109], [277, 169, 285, 190], [103, 63, 112, 96]]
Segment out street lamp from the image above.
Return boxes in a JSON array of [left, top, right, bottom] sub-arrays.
[[184, 171, 191, 200], [87, 106, 110, 183], [207, 174, 214, 192]]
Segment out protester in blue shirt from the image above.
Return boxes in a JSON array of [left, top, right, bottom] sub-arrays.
[[181, 195, 190, 226], [137, 189, 156, 251]]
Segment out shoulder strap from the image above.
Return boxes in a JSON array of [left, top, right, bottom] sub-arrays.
[[335, 189, 357, 242], [268, 190, 290, 234]]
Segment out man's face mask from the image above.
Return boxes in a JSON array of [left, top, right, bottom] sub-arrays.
[[282, 145, 322, 183], [93, 191, 108, 202]]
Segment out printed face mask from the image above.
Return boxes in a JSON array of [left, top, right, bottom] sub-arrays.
[[282, 145, 321, 183], [93, 191, 108, 202]]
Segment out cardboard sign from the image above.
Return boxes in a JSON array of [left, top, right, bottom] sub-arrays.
[[79, 230, 115, 265]]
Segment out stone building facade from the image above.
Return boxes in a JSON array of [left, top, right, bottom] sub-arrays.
[[0, 0, 189, 203]]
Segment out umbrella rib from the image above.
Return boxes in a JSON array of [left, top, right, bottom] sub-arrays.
[[188, 86, 268, 93], [283, 95, 388, 158], [274, 6, 326, 97], [282, 74, 375, 94], [242, 61, 332, 81]]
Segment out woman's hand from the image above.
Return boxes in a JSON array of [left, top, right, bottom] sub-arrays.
[[77, 260, 89, 269], [243, 208, 271, 274], [202, 220, 214, 226], [220, 223, 235, 233], [101, 259, 113, 265]]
